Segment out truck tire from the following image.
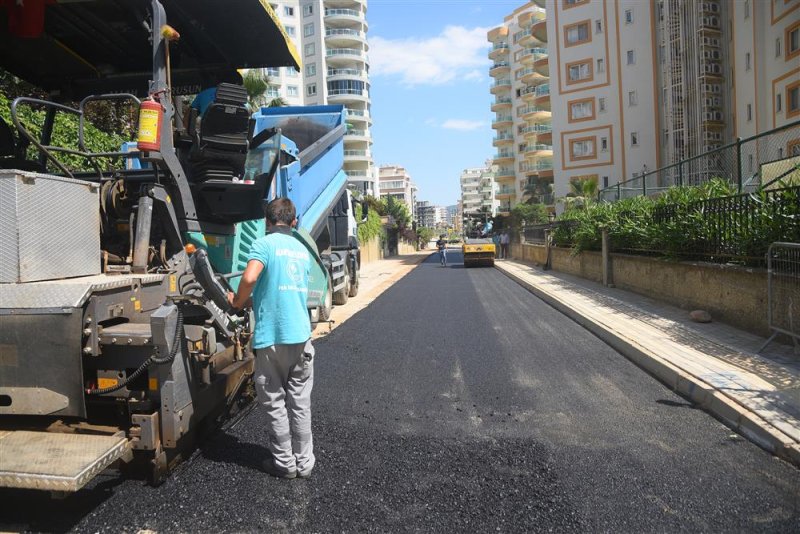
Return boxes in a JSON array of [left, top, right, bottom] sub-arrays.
[[348, 261, 359, 298], [319, 277, 333, 322], [333, 265, 350, 305]]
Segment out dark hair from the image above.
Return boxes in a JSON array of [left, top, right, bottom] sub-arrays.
[[265, 197, 296, 226]]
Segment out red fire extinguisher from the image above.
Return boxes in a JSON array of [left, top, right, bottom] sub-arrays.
[[137, 98, 163, 152]]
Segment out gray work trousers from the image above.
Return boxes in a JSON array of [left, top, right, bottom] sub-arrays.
[[254, 340, 315, 475]]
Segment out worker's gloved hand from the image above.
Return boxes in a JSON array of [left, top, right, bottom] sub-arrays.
[[227, 291, 236, 309]]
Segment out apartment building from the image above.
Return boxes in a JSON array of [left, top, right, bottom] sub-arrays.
[[266, 0, 377, 196], [379, 165, 418, 220], [542, 0, 658, 203], [416, 201, 448, 228], [460, 166, 484, 216], [730, 0, 800, 169], [489, 2, 553, 215]]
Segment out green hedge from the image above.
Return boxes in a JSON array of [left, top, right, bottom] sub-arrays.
[[552, 179, 800, 265]]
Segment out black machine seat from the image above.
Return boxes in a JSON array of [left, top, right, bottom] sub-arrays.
[[188, 83, 277, 225], [190, 82, 251, 181]]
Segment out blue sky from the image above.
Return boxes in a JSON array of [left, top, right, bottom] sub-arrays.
[[367, 0, 525, 207]]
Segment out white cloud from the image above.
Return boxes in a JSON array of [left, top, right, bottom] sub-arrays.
[[370, 25, 491, 86], [441, 119, 485, 131]]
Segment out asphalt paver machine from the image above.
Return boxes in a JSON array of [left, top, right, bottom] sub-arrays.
[[0, 0, 352, 492]]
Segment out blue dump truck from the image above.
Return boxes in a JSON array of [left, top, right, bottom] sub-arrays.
[[0, 0, 362, 492]]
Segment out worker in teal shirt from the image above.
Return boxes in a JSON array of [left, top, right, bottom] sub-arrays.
[[229, 197, 315, 479]]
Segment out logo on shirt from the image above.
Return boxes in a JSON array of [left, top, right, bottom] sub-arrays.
[[286, 258, 304, 283]]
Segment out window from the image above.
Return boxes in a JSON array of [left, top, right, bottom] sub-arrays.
[[747, 103, 752, 121], [788, 82, 800, 119], [304, 23, 314, 37], [287, 86, 298, 97], [777, 93, 782, 113], [631, 132, 639, 146], [266, 85, 280, 98], [563, 0, 589, 7], [628, 90, 638, 106], [789, 140, 800, 157], [570, 138, 595, 159], [776, 38, 782, 58], [744, 0, 750, 18], [569, 98, 594, 121], [602, 176, 609, 188], [745, 52, 751, 71], [787, 22, 800, 61], [748, 154, 754, 173], [266, 67, 280, 77], [565, 21, 591, 46], [286, 67, 298, 77], [596, 19, 602, 33], [597, 58, 605, 73], [284, 6, 294, 16], [627, 50, 635, 65], [625, 9, 633, 24], [304, 43, 315, 57], [285, 26, 295, 37], [306, 83, 317, 97], [303, 4, 313, 16], [566, 60, 592, 84], [600, 137, 608, 152], [599, 97, 606, 112], [306, 63, 316, 77]]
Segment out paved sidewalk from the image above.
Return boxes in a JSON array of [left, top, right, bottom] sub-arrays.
[[495, 258, 800, 467], [312, 250, 430, 339]]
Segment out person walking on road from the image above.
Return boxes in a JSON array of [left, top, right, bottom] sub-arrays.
[[500, 230, 510, 260], [436, 234, 448, 267], [492, 232, 501, 259], [228, 198, 316, 480]]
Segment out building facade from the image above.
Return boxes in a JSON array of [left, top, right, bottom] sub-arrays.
[[379, 165, 418, 220], [266, 0, 377, 196], [489, 2, 553, 215]]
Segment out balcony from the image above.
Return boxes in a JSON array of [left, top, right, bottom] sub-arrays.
[[490, 79, 512, 94], [324, 8, 366, 27], [490, 61, 511, 76], [344, 128, 371, 141], [327, 67, 368, 82], [531, 18, 547, 43], [344, 149, 370, 161], [493, 151, 515, 163], [496, 186, 516, 197], [489, 42, 510, 60], [520, 67, 546, 84], [344, 107, 371, 123], [520, 47, 547, 65], [525, 144, 553, 157], [519, 106, 551, 120], [491, 115, 513, 129], [329, 89, 370, 104], [534, 54, 549, 77], [491, 97, 512, 112], [326, 48, 365, 60], [493, 134, 514, 146], [496, 168, 515, 182]]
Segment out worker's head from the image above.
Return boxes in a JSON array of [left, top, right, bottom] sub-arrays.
[[265, 197, 297, 227]]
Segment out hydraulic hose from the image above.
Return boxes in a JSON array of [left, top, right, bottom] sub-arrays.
[[85, 309, 184, 395]]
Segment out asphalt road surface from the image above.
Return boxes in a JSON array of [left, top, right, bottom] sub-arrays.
[[2, 251, 799, 532]]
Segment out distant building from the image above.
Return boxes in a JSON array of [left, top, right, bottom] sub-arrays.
[[378, 164, 418, 220]]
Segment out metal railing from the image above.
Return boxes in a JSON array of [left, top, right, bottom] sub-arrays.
[[599, 120, 800, 202], [760, 242, 800, 353]]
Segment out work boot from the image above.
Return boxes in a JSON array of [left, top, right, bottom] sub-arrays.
[[262, 458, 296, 479]]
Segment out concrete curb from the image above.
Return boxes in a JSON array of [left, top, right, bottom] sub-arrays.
[[313, 253, 430, 339], [495, 262, 800, 468]]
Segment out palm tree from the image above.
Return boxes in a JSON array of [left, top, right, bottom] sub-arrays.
[[558, 176, 598, 211], [267, 97, 288, 107], [242, 70, 270, 111]]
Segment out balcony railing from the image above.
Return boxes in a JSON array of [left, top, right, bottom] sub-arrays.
[[493, 97, 512, 107], [345, 129, 367, 137], [326, 29, 364, 39], [492, 116, 513, 127], [491, 61, 510, 70], [491, 80, 512, 90], [326, 48, 364, 58], [325, 8, 361, 17], [345, 108, 369, 118], [526, 144, 552, 151], [493, 134, 513, 142], [517, 105, 549, 117], [497, 169, 515, 177], [497, 187, 515, 195], [536, 84, 550, 96], [346, 170, 369, 177], [494, 151, 515, 159], [344, 150, 369, 157], [492, 43, 509, 51], [515, 68, 537, 80], [328, 68, 366, 77], [329, 89, 368, 97]]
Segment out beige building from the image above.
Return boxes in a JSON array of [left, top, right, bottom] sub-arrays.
[[266, 1, 377, 196], [460, 163, 498, 217], [378, 165, 418, 219], [489, 2, 553, 215]]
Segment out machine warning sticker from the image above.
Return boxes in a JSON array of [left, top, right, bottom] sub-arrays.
[[98, 377, 118, 389], [169, 275, 177, 293]]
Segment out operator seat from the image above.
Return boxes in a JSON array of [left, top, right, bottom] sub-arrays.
[[188, 83, 273, 225]]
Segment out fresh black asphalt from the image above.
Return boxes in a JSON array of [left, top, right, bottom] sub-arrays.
[[2, 251, 799, 532]]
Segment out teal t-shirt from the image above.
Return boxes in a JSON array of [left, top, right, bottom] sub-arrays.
[[247, 230, 312, 349]]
